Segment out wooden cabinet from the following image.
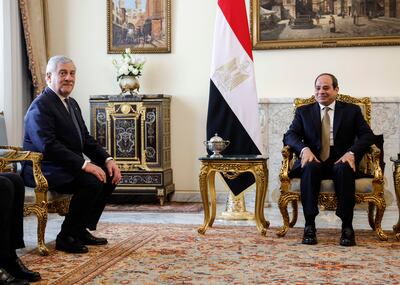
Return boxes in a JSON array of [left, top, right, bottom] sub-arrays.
[[89, 94, 174, 205]]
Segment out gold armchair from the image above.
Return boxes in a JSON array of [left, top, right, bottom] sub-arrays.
[[277, 94, 387, 241], [0, 113, 70, 255], [0, 147, 71, 255]]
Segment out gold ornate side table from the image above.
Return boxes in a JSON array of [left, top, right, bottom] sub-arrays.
[[390, 156, 400, 240], [198, 155, 269, 236]]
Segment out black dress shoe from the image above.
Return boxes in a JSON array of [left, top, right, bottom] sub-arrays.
[[340, 227, 356, 246], [78, 230, 108, 246], [2, 258, 41, 283], [0, 267, 29, 285], [56, 233, 89, 253], [302, 225, 318, 245]]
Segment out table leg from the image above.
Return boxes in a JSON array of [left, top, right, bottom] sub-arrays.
[[254, 163, 269, 236], [259, 164, 269, 226], [393, 165, 400, 239], [198, 165, 211, 234], [208, 171, 217, 227]]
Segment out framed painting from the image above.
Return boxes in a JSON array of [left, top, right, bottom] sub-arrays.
[[250, 0, 400, 50], [107, 0, 171, 53]]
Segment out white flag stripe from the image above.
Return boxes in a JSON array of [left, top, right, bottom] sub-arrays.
[[211, 9, 251, 80], [211, 7, 262, 153]]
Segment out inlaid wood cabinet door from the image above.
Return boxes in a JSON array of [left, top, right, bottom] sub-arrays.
[[90, 94, 174, 205]]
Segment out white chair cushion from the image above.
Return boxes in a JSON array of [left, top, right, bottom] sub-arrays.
[[0, 149, 15, 157], [24, 187, 71, 203], [289, 178, 373, 194]]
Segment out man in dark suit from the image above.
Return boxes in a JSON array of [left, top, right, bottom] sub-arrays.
[[22, 55, 121, 254], [283, 73, 375, 246], [1, 173, 41, 284]]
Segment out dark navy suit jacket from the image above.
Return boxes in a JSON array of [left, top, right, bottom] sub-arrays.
[[283, 101, 375, 173], [22, 87, 109, 188]]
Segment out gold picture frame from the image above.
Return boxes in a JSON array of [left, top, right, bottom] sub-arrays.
[[251, 0, 400, 50], [107, 0, 171, 53]]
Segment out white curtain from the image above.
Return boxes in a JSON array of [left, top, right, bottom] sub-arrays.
[[0, 0, 31, 145]]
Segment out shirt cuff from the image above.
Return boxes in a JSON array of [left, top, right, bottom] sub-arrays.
[[300, 147, 310, 158], [105, 157, 114, 163], [82, 159, 91, 170]]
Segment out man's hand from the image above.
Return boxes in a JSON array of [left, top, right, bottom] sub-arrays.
[[84, 162, 107, 183], [106, 159, 122, 185], [335, 152, 356, 172], [301, 147, 320, 167]]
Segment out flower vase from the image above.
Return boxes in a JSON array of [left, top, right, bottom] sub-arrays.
[[119, 75, 140, 95]]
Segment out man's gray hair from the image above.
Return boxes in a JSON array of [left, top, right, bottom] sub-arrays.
[[46, 55, 74, 74]]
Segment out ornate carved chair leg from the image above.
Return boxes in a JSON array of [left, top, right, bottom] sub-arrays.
[[37, 208, 49, 256], [368, 202, 376, 230], [277, 195, 291, 237], [374, 203, 388, 241], [289, 199, 298, 227], [24, 204, 50, 256]]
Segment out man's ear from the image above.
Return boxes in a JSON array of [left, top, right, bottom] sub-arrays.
[[46, 72, 52, 83]]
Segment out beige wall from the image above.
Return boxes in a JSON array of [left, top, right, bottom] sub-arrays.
[[46, 0, 400, 198]]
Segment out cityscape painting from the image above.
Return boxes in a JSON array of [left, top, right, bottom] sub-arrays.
[[107, 0, 171, 53], [250, 0, 400, 49]]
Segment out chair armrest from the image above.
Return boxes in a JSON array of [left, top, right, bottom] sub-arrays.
[[368, 144, 383, 182], [279, 145, 294, 182], [0, 145, 23, 151], [0, 150, 48, 203]]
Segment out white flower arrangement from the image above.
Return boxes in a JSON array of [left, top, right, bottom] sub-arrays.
[[112, 48, 146, 81]]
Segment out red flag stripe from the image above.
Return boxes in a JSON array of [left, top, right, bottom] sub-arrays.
[[218, 0, 253, 61]]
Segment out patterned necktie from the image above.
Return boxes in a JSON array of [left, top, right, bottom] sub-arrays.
[[65, 98, 83, 146], [320, 106, 330, 161]]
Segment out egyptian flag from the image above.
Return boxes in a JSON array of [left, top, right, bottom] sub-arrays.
[[207, 0, 262, 196]]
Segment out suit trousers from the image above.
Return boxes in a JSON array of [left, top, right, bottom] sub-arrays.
[[300, 154, 356, 226], [0, 173, 25, 259], [52, 167, 116, 236]]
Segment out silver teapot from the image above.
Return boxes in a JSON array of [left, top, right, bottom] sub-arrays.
[[204, 133, 230, 158]]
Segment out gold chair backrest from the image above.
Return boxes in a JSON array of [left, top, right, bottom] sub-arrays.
[[293, 94, 371, 126]]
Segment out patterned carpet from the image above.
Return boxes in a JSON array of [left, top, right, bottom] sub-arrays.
[[21, 223, 400, 284], [104, 202, 203, 213]]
